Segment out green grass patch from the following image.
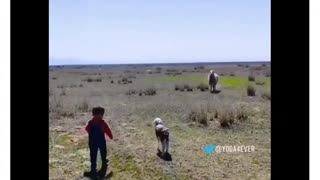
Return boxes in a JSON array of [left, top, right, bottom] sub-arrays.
[[145, 75, 270, 89]]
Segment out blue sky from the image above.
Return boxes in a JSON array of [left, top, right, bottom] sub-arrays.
[[49, 0, 270, 65]]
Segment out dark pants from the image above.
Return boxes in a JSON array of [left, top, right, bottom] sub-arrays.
[[89, 142, 108, 175]]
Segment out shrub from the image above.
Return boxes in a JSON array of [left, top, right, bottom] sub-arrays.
[[79, 84, 84, 87], [59, 111, 75, 118], [128, 80, 133, 83], [174, 84, 179, 91], [219, 110, 234, 128], [230, 72, 235, 76], [143, 87, 156, 96], [87, 78, 93, 82], [247, 85, 256, 96], [198, 110, 208, 125], [188, 110, 198, 122], [245, 65, 250, 68], [255, 79, 265, 85], [77, 100, 89, 112], [122, 77, 128, 83], [197, 83, 208, 91], [60, 88, 66, 96], [187, 110, 208, 126], [126, 89, 137, 96], [52, 77, 57, 80], [235, 106, 249, 121], [248, 75, 255, 82], [261, 91, 271, 100], [186, 86, 194, 91], [110, 80, 114, 84], [70, 84, 77, 88], [84, 77, 102, 82]]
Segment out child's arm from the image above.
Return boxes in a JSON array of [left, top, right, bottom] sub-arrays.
[[103, 122, 113, 140], [85, 121, 91, 133]]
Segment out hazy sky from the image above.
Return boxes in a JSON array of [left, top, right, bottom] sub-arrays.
[[49, 0, 270, 65]]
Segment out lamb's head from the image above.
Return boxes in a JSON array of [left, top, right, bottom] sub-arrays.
[[153, 117, 163, 126]]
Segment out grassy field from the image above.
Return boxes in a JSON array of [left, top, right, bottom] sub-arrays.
[[49, 63, 270, 180], [146, 75, 270, 88]]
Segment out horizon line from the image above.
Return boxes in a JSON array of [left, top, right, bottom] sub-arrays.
[[49, 60, 270, 66]]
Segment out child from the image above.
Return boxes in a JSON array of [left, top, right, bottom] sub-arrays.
[[84, 107, 113, 179]]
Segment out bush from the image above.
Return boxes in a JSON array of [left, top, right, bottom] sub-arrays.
[[60, 88, 66, 96], [87, 78, 93, 82], [59, 111, 75, 118], [77, 100, 89, 112], [188, 110, 208, 126], [126, 89, 137, 96], [128, 80, 133, 83], [248, 75, 255, 82], [52, 77, 57, 80], [219, 110, 234, 128], [110, 80, 114, 84], [122, 77, 128, 83], [79, 84, 84, 87], [174, 84, 180, 91], [198, 110, 208, 125], [261, 91, 271, 100], [255, 79, 265, 85], [197, 83, 208, 91], [230, 72, 235, 76], [245, 65, 250, 68], [143, 87, 157, 96], [235, 106, 249, 121], [83, 77, 102, 82], [186, 86, 194, 91], [247, 85, 256, 96]]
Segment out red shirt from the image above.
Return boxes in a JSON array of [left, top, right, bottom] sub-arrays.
[[85, 118, 113, 140]]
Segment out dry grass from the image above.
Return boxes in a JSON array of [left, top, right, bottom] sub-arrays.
[[219, 109, 235, 128], [49, 64, 270, 180]]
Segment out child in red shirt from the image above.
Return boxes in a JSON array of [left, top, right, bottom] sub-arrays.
[[84, 107, 113, 179]]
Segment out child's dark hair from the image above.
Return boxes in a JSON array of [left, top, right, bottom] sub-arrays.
[[92, 106, 105, 116]]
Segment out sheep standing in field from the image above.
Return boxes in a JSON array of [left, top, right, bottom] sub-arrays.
[[153, 118, 170, 156], [208, 70, 219, 93]]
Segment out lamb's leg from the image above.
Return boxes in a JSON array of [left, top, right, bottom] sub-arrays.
[[165, 138, 169, 153], [157, 136, 161, 151], [161, 139, 166, 155]]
